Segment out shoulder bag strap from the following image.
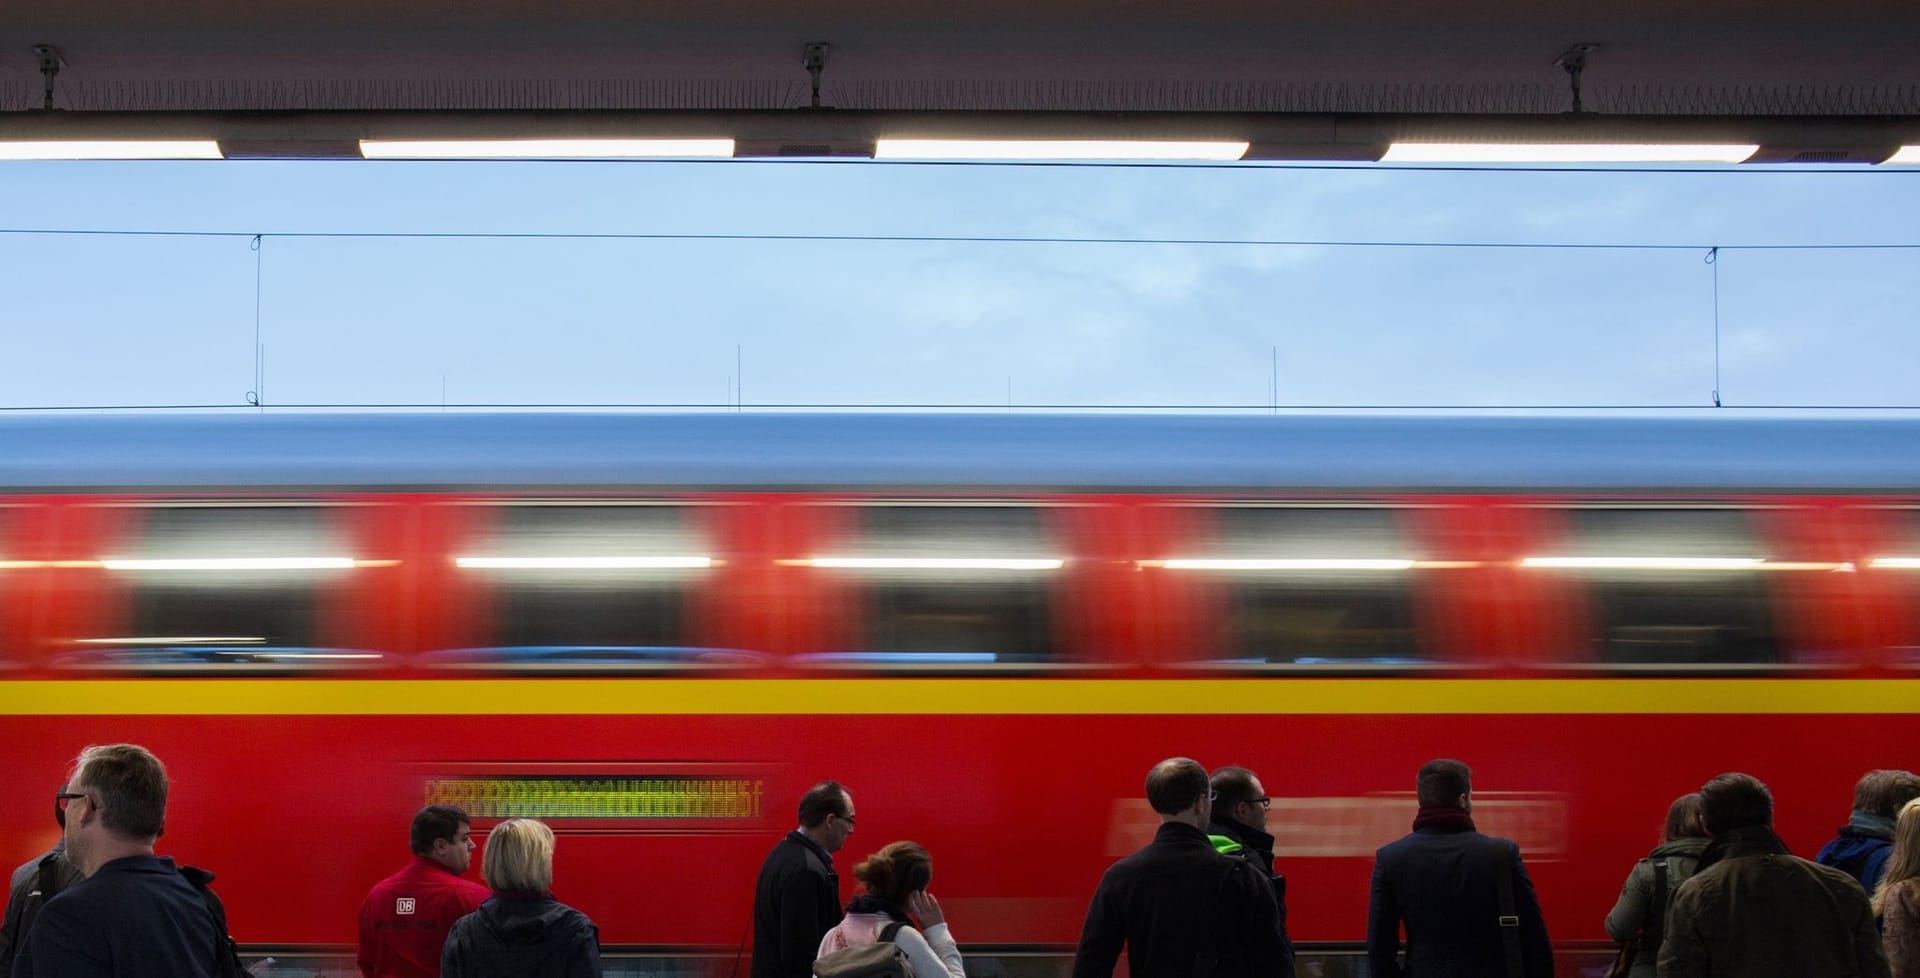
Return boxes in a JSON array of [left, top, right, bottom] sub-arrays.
[[879, 921, 906, 945], [1643, 859, 1669, 953], [1491, 837, 1524, 978]]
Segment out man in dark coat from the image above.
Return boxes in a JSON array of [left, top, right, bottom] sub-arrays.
[[1073, 757, 1293, 978], [1366, 758, 1553, 978], [751, 780, 853, 978], [1815, 768, 1920, 895], [0, 794, 85, 978], [14, 744, 224, 978], [1660, 772, 1889, 978], [1207, 766, 1290, 940]]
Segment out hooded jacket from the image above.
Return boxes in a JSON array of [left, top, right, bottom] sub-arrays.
[[1603, 835, 1710, 978], [441, 893, 601, 978], [1818, 814, 1897, 895]]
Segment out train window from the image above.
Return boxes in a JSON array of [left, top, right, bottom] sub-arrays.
[[805, 505, 1062, 667], [1175, 507, 1428, 666], [69, 505, 376, 672], [1873, 510, 1920, 667], [447, 504, 719, 668], [1529, 508, 1781, 667]]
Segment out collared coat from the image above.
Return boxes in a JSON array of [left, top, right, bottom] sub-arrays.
[[1366, 824, 1554, 978], [1659, 825, 1889, 978], [751, 832, 842, 978]]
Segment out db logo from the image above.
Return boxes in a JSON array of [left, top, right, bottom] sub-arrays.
[[396, 898, 417, 915]]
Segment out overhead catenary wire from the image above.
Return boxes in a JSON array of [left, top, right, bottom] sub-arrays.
[[0, 226, 1918, 251]]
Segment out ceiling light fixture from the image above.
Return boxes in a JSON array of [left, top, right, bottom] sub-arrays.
[[1520, 556, 1764, 570], [1157, 558, 1417, 571], [874, 139, 1250, 161], [0, 141, 224, 160], [454, 556, 714, 569], [1381, 143, 1760, 164], [358, 139, 736, 160], [808, 557, 1065, 570]]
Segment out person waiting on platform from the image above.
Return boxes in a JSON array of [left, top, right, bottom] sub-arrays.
[[815, 841, 964, 978], [442, 819, 601, 978]]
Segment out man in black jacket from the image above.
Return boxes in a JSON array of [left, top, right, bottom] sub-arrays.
[[1366, 758, 1553, 978], [1073, 758, 1293, 978], [751, 780, 854, 978], [0, 793, 84, 978], [1207, 765, 1287, 933]]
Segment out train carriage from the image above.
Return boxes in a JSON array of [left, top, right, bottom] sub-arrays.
[[2, 412, 1918, 969]]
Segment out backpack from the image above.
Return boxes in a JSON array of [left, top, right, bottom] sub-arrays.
[[176, 865, 250, 978], [813, 921, 914, 978]]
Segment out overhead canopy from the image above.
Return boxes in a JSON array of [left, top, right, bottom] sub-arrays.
[[1, 0, 1917, 158]]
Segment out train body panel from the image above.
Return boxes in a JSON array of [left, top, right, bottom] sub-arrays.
[[2, 413, 1918, 953]]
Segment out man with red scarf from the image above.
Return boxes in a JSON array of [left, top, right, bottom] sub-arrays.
[[1366, 758, 1553, 978]]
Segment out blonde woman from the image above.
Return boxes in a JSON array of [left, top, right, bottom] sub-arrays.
[[442, 819, 601, 978], [1877, 797, 1920, 978]]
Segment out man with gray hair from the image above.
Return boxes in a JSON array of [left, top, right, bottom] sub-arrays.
[[13, 744, 223, 978], [1073, 757, 1291, 978]]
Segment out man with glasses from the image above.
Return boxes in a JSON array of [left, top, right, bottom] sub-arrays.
[[1208, 766, 1291, 944], [1073, 758, 1291, 978], [356, 805, 489, 978], [13, 744, 223, 978], [752, 780, 853, 978], [0, 789, 86, 977]]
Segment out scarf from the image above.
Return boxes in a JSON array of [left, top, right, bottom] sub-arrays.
[[846, 893, 910, 922], [1412, 804, 1476, 833], [1845, 811, 1896, 840]]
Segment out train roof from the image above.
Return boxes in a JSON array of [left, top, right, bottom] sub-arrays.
[[2, 411, 1920, 493]]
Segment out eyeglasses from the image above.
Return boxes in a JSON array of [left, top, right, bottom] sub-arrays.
[[1247, 797, 1273, 810], [831, 812, 857, 826], [55, 791, 87, 813]]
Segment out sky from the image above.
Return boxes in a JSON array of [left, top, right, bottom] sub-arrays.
[[1, 160, 1917, 410]]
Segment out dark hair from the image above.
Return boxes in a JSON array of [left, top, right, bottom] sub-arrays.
[[1416, 759, 1472, 808], [1663, 793, 1708, 843], [73, 744, 168, 841], [410, 805, 471, 855], [798, 781, 850, 829], [1145, 758, 1209, 816], [1210, 766, 1261, 813], [1853, 770, 1920, 820], [1700, 772, 1774, 834], [853, 840, 933, 910]]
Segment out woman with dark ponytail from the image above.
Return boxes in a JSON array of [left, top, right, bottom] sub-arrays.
[[814, 841, 964, 978]]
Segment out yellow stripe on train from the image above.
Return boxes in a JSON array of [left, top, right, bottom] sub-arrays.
[[2, 678, 1919, 715]]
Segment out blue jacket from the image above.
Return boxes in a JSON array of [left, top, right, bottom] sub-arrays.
[[12, 855, 220, 978], [1367, 825, 1554, 978], [1816, 828, 1893, 895]]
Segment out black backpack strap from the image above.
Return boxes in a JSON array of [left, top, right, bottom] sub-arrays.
[[33, 851, 67, 902], [1490, 838, 1524, 978], [878, 921, 906, 945], [1643, 859, 1669, 953]]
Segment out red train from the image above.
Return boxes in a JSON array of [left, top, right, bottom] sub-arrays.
[[2, 412, 1918, 961]]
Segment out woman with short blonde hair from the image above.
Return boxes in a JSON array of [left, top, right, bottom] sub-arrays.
[[442, 819, 601, 978]]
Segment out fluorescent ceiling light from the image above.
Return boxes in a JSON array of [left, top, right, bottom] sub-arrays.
[[455, 556, 713, 569], [1159, 558, 1416, 571], [874, 139, 1249, 161], [809, 557, 1065, 570], [1520, 556, 1764, 570], [0, 141, 225, 160], [1885, 147, 1920, 165], [1380, 143, 1760, 164], [102, 557, 359, 571], [359, 139, 735, 160], [1871, 557, 1920, 568]]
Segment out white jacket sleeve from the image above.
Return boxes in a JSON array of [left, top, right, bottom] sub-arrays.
[[899, 923, 965, 978]]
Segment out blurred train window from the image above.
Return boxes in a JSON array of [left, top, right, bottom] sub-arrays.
[[449, 504, 720, 668], [1532, 508, 1781, 667], [73, 505, 374, 672], [1874, 509, 1920, 667], [807, 505, 1062, 667], [1179, 507, 1428, 666]]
